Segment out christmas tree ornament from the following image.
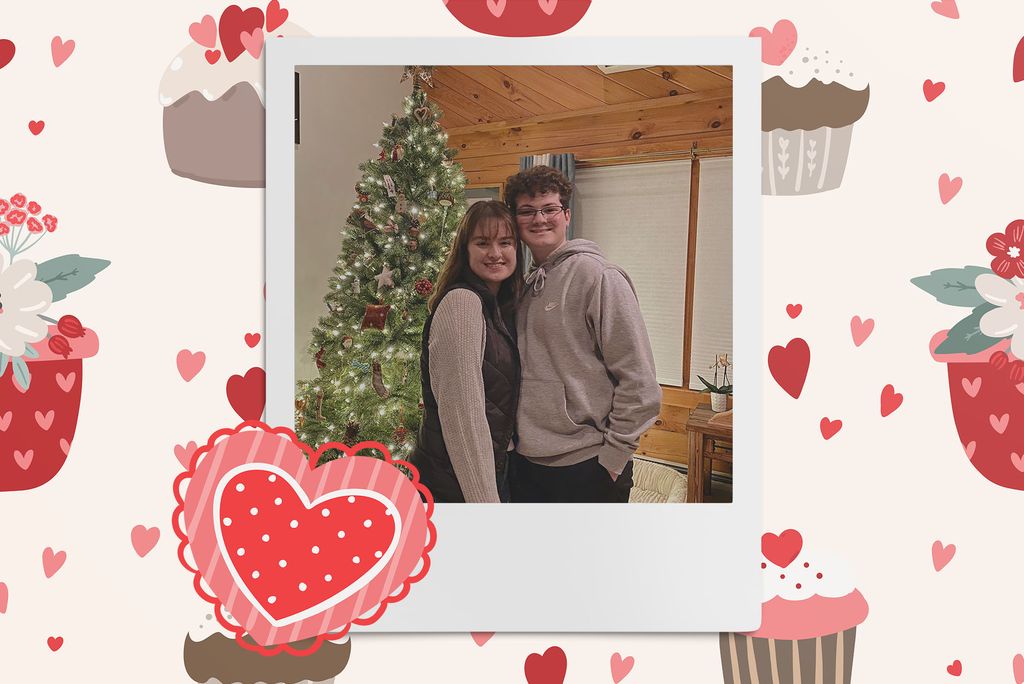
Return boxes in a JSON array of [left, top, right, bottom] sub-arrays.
[[391, 143, 405, 162], [352, 278, 361, 294], [371, 361, 390, 398], [374, 264, 395, 289], [342, 335, 353, 349], [395, 192, 409, 214], [378, 148, 387, 161], [413, 106, 431, 123], [356, 184, 369, 203], [401, 65, 435, 88], [315, 347, 326, 369], [351, 360, 371, 373], [408, 226, 420, 238], [437, 191, 454, 207], [361, 303, 391, 330], [393, 426, 409, 444], [345, 421, 360, 442], [383, 175, 397, 198], [407, 239, 418, 252], [383, 219, 398, 234], [361, 213, 378, 232], [414, 278, 433, 296]]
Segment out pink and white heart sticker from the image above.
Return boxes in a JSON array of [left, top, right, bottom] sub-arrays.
[[172, 423, 434, 654]]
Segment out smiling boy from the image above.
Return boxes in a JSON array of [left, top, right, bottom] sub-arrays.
[[504, 165, 661, 503]]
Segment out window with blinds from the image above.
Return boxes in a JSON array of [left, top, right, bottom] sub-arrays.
[[573, 161, 692, 386], [572, 158, 733, 389]]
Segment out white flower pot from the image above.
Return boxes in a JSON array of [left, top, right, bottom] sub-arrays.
[[710, 392, 729, 413]]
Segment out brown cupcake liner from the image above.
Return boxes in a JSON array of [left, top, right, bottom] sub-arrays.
[[719, 627, 857, 684]]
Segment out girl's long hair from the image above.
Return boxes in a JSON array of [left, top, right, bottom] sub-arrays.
[[429, 200, 524, 314]]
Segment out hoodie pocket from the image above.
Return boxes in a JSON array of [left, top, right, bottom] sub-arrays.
[[516, 379, 596, 457]]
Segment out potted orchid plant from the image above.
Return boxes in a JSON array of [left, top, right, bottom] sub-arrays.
[[0, 192, 109, 491], [698, 353, 733, 413], [913, 219, 1024, 491]]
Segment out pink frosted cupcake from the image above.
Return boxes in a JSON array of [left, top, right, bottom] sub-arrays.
[[720, 530, 868, 684]]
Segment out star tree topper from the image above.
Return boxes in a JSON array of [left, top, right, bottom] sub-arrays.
[[401, 65, 434, 88], [375, 264, 395, 289]]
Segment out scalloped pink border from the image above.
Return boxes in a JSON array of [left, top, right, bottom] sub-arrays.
[[171, 420, 435, 657]]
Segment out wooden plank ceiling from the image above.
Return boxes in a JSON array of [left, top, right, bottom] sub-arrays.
[[427, 66, 733, 130]]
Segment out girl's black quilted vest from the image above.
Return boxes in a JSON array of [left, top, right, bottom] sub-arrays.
[[414, 275, 520, 503]]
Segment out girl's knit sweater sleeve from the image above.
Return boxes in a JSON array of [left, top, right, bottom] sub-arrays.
[[428, 289, 501, 503]]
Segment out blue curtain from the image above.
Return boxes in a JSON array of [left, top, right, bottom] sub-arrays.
[[518, 153, 576, 270]]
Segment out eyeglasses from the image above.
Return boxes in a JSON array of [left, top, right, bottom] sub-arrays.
[[515, 205, 566, 221]]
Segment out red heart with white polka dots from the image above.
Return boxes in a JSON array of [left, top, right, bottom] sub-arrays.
[[174, 424, 434, 649]]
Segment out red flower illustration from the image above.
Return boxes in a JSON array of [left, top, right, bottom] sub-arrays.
[[6, 209, 26, 226], [26, 217, 43, 233], [10, 193, 26, 208], [0, 199, 9, 214], [986, 220, 1024, 278], [27, 201, 41, 215], [42, 214, 57, 232]]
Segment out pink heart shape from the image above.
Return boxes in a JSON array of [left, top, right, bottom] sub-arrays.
[[174, 441, 199, 469], [820, 417, 843, 440], [923, 79, 945, 102], [748, 19, 797, 66], [850, 316, 874, 347], [538, 0, 558, 15], [176, 349, 206, 382], [990, 413, 1010, 434], [611, 652, 635, 683], [961, 377, 981, 398], [964, 441, 976, 460], [471, 631, 495, 646], [1013, 653, 1024, 684], [486, 0, 507, 18], [50, 36, 75, 67], [931, 0, 959, 19], [1012, 453, 1024, 472], [938, 173, 962, 204], [35, 410, 54, 431], [14, 450, 33, 470], [240, 27, 265, 59], [931, 540, 955, 571], [131, 525, 160, 558], [0, 582, 7, 614], [59, 439, 70, 456], [174, 425, 433, 648], [0, 411, 11, 431], [56, 372, 76, 392], [189, 15, 218, 48], [42, 547, 66, 578]]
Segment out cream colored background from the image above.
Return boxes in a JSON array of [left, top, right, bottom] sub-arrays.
[[1, 0, 1023, 681]]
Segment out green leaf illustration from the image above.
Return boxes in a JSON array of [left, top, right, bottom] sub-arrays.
[[934, 302, 1007, 355], [11, 356, 30, 391], [21, 344, 39, 359], [0, 353, 8, 378], [34, 254, 110, 303], [911, 266, 992, 307]]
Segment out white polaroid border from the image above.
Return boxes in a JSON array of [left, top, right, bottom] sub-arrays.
[[266, 37, 763, 632]]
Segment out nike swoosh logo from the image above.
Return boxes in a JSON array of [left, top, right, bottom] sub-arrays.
[[545, 302, 558, 311]]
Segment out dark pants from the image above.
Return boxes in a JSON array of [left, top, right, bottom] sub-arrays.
[[509, 451, 633, 503]]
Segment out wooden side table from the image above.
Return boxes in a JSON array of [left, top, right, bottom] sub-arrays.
[[685, 406, 733, 503]]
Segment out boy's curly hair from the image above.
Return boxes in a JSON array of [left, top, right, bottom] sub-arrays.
[[503, 165, 574, 211]]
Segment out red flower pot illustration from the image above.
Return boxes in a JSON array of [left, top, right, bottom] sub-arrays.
[[0, 326, 98, 491], [930, 330, 1024, 490]]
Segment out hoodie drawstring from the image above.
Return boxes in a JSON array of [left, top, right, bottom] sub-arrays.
[[525, 265, 547, 296]]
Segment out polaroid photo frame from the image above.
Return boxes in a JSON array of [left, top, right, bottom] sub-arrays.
[[266, 37, 763, 632]]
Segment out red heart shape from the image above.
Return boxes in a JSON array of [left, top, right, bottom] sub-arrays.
[[226, 366, 266, 421], [525, 645, 568, 684], [443, 0, 590, 37], [47, 636, 63, 651], [880, 383, 903, 417], [205, 49, 221, 65], [219, 5, 265, 62], [28, 120, 44, 136], [923, 79, 946, 101], [265, 0, 289, 32], [245, 332, 261, 348], [768, 338, 810, 399], [820, 417, 843, 440], [761, 529, 802, 568], [1016, 38, 1024, 83], [0, 39, 15, 70], [785, 303, 802, 319], [946, 659, 962, 676]]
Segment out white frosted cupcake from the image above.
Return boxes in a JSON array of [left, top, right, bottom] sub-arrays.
[[720, 531, 869, 683], [761, 47, 869, 195], [158, 4, 308, 187]]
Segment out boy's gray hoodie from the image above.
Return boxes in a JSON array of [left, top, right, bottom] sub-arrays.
[[515, 239, 662, 475]]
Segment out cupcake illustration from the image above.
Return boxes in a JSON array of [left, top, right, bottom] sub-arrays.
[[184, 612, 351, 684], [0, 192, 108, 492], [159, 3, 308, 187], [914, 220, 1024, 490], [760, 39, 869, 195], [720, 530, 868, 683]]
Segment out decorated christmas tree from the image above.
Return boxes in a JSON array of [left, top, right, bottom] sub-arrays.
[[297, 67, 466, 461]]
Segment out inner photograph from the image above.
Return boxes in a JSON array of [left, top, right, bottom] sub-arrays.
[[294, 65, 733, 504]]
